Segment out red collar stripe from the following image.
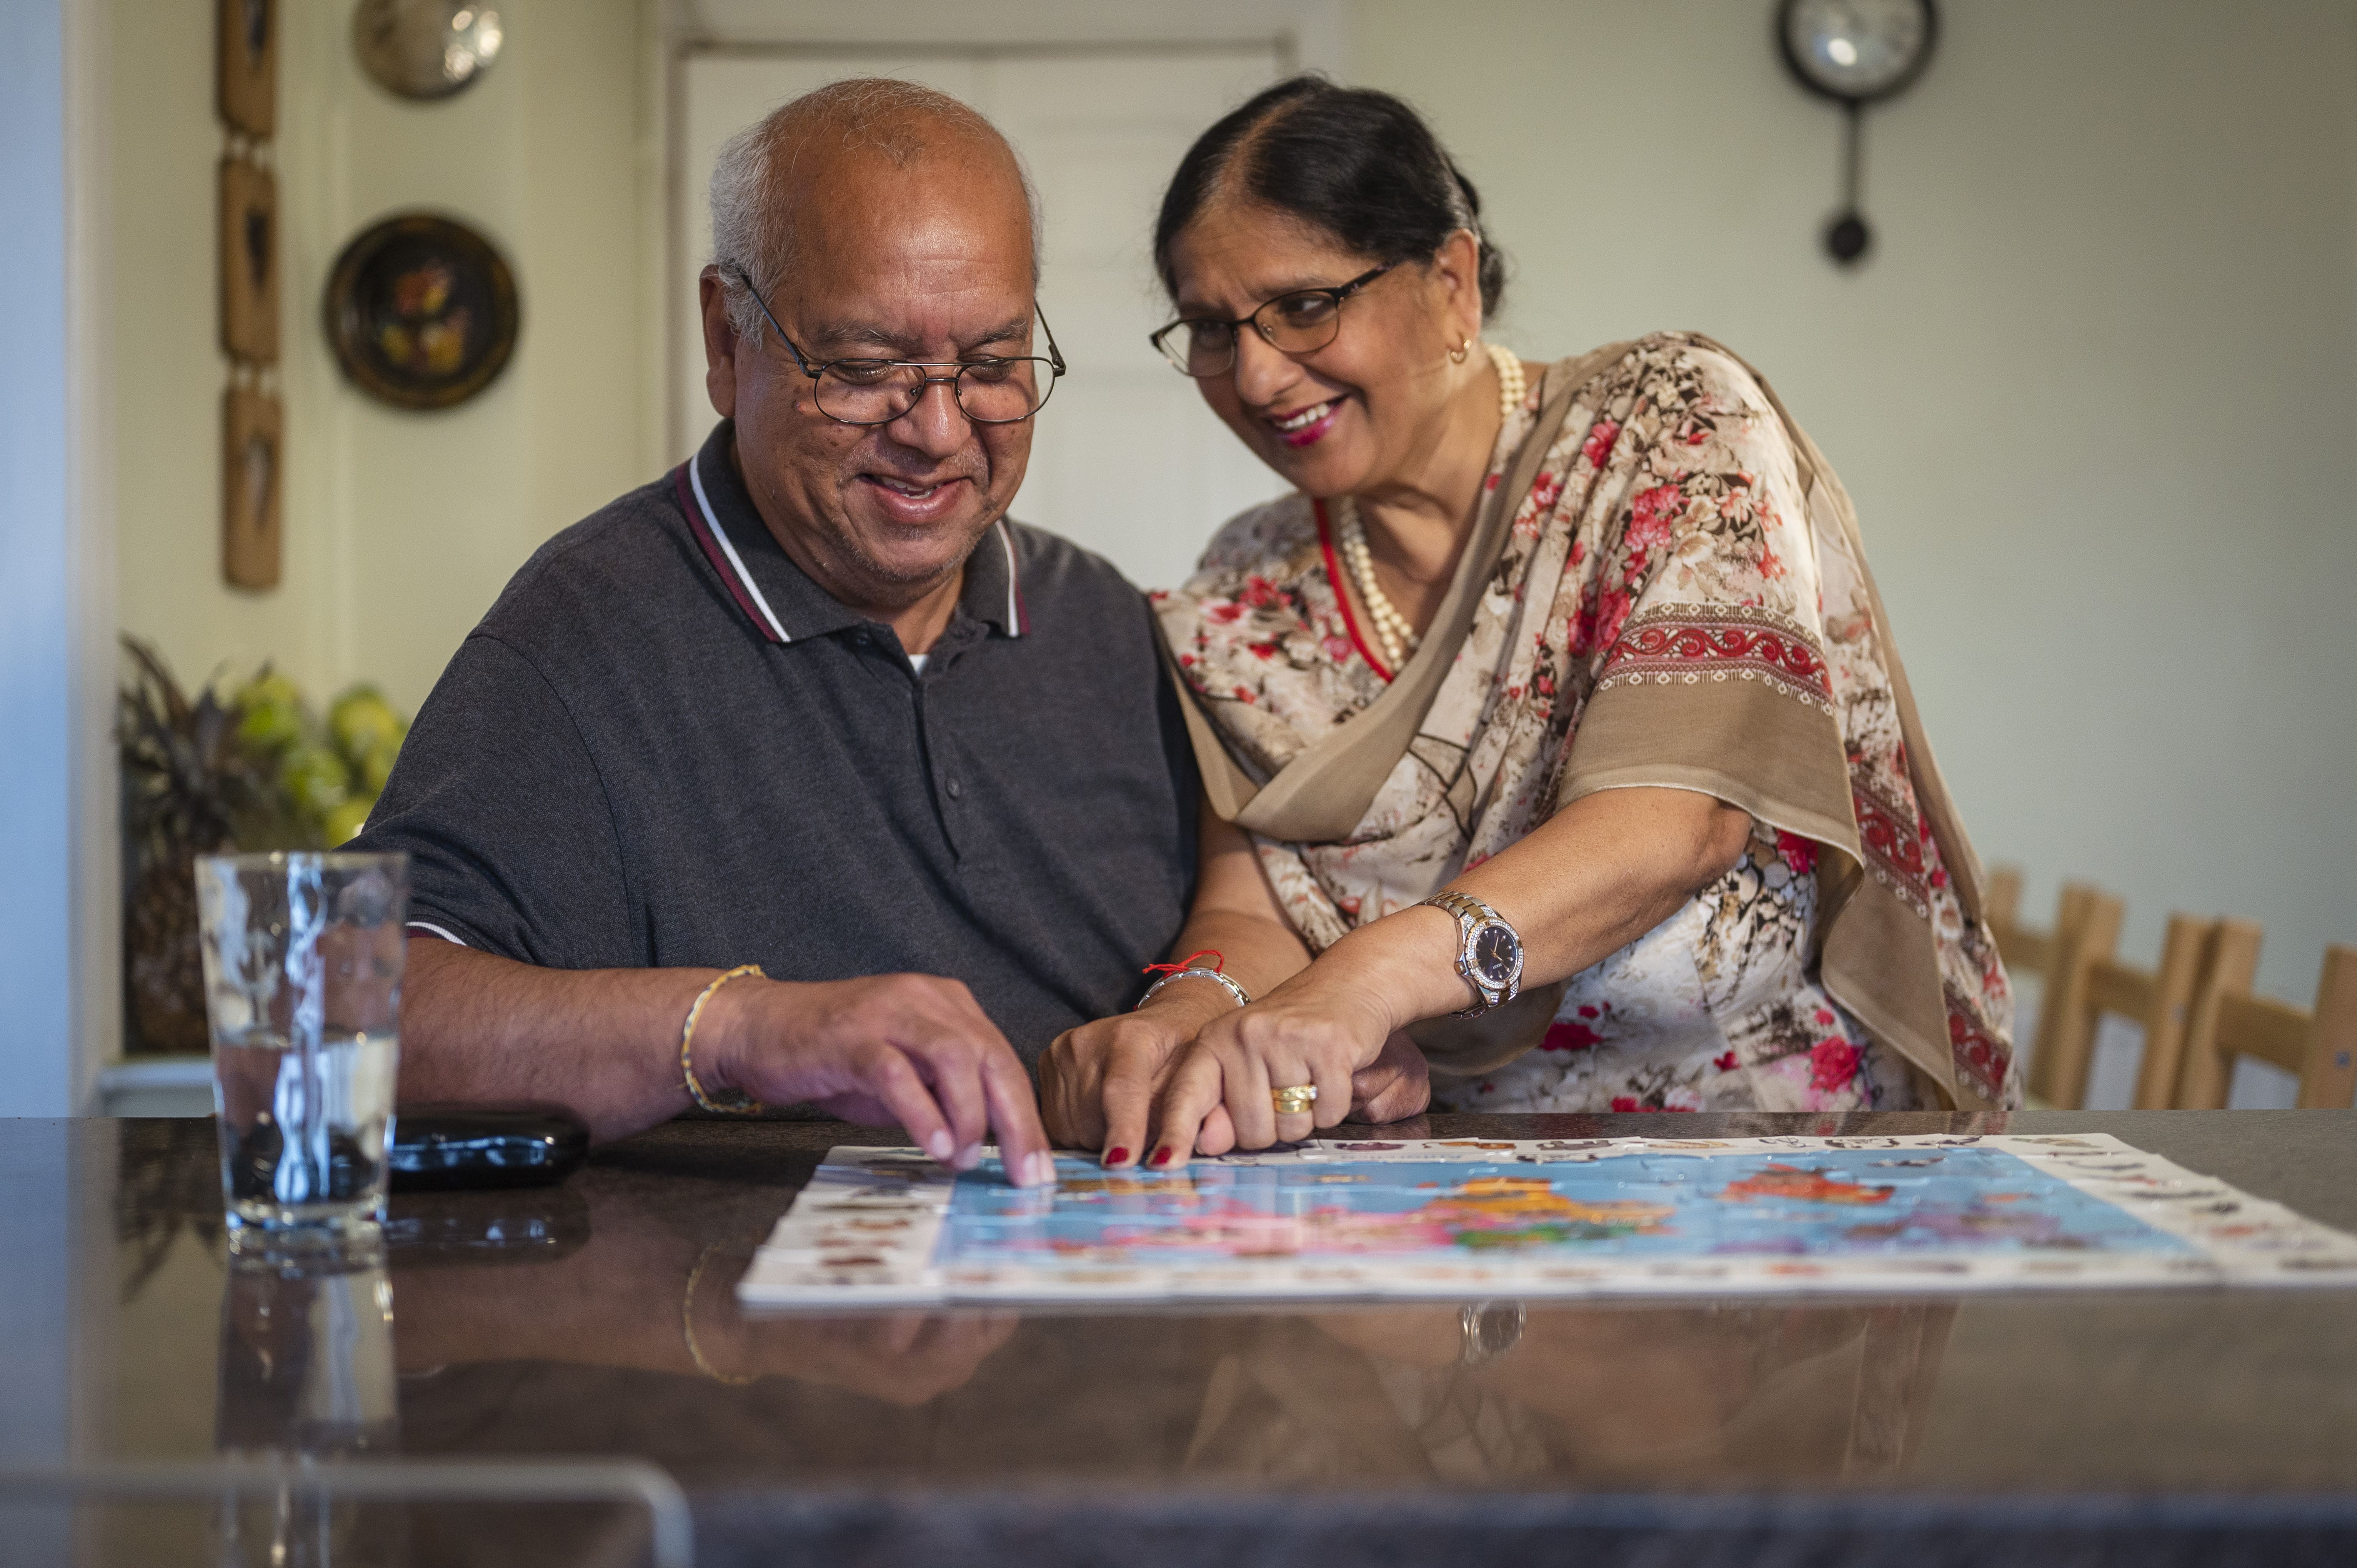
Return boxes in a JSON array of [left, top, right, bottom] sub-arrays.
[[672, 456, 790, 645]]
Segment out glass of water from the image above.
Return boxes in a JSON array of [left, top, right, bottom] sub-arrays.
[[195, 852, 409, 1252]]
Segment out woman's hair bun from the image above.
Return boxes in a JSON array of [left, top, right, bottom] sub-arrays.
[[1154, 75, 1509, 319]]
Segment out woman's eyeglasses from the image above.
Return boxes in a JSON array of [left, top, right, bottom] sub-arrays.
[[1149, 264, 1394, 378], [730, 270, 1065, 426]]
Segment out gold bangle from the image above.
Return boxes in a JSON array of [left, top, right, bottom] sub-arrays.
[[683, 1245, 758, 1385], [681, 963, 767, 1114]]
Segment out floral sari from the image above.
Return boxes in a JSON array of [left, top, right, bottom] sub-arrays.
[[1153, 333, 2019, 1112]]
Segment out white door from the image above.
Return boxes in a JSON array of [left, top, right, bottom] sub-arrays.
[[674, 48, 1288, 593]]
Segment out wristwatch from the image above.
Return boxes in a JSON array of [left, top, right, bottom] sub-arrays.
[[1418, 890, 1524, 1017]]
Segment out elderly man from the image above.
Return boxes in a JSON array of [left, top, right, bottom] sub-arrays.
[[357, 81, 1196, 1185]]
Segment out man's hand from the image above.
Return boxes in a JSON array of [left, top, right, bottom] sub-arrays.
[[706, 973, 1054, 1187], [1039, 983, 1237, 1166]]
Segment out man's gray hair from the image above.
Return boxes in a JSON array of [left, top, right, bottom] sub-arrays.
[[710, 77, 1043, 346]]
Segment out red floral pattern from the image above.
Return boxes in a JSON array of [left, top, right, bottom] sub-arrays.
[[1944, 983, 2010, 1104], [1809, 1038, 1863, 1093], [1597, 605, 1834, 710], [1851, 778, 1932, 915], [1155, 333, 2017, 1113]]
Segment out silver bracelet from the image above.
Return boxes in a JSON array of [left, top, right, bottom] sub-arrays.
[[1136, 967, 1251, 1011]]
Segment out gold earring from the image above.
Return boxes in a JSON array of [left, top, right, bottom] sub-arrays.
[[1450, 336, 1472, 365]]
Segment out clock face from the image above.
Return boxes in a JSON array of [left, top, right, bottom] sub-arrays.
[[1781, 0, 1937, 103]]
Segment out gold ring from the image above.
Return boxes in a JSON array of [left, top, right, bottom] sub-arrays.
[[1271, 1083, 1318, 1116]]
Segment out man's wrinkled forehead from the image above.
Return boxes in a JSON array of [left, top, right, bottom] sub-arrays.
[[772, 134, 1035, 284]]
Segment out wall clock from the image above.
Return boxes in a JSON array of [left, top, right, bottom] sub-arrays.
[[352, 0, 505, 102], [1777, 0, 1940, 264]]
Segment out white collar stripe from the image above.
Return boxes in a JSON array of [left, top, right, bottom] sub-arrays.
[[689, 452, 792, 644], [998, 518, 1023, 634]]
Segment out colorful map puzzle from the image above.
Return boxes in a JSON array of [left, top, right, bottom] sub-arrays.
[[735, 1134, 2357, 1307]]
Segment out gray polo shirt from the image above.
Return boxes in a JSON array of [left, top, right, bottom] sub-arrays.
[[355, 419, 1197, 1064]]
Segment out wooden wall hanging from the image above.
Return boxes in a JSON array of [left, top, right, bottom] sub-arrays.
[[217, 0, 275, 137], [216, 0, 280, 588], [217, 159, 278, 363], [221, 385, 282, 589]]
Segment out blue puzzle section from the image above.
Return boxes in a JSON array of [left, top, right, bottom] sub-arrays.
[[932, 1146, 2195, 1271]]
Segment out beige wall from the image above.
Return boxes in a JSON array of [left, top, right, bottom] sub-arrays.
[[111, 0, 657, 717], [1355, 0, 2357, 1015], [111, 0, 2356, 1022]]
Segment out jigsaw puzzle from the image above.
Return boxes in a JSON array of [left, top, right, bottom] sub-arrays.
[[737, 1134, 2357, 1307]]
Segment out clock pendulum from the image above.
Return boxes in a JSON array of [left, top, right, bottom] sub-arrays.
[[1777, 0, 1941, 266]]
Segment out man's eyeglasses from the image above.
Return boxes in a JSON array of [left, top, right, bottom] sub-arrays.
[[730, 270, 1066, 426], [1149, 264, 1394, 379]]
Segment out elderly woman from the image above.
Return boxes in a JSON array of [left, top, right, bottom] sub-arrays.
[[1039, 78, 2018, 1167]]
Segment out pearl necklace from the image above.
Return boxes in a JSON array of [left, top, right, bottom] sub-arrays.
[[1335, 343, 1527, 673]]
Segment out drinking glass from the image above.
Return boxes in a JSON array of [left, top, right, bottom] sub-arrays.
[[196, 852, 409, 1251]]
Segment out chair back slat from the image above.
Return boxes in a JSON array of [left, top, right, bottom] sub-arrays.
[[2126, 913, 2214, 1110], [1986, 866, 2022, 935], [2176, 919, 2264, 1110], [2294, 945, 2357, 1110], [1986, 867, 2049, 973], [2025, 884, 2123, 1109]]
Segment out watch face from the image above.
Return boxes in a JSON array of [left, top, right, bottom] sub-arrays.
[[1781, 0, 1936, 103], [1471, 924, 1521, 988], [1468, 1302, 1527, 1360]]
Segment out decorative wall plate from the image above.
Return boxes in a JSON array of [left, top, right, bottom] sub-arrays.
[[324, 213, 520, 411], [352, 0, 504, 101]]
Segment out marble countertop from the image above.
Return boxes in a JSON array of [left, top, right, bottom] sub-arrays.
[[8, 1109, 2357, 1566]]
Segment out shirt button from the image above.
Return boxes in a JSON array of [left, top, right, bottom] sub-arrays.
[[945, 779, 963, 799]]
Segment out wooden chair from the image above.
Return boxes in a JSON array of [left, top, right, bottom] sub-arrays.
[[1984, 867, 2211, 1110], [2174, 922, 2357, 1109], [2078, 914, 2214, 1110]]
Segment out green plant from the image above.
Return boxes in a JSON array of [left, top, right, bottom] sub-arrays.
[[117, 639, 297, 1055], [116, 641, 413, 1054]]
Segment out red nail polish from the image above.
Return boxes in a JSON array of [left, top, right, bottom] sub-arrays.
[[1104, 1147, 1130, 1166], [1150, 1147, 1173, 1167]]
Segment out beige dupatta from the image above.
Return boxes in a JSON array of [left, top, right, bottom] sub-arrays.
[[1163, 333, 2013, 1110]]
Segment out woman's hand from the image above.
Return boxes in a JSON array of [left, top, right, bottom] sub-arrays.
[[1148, 990, 1383, 1162], [1146, 905, 1478, 1165], [1038, 982, 1238, 1163], [1145, 913, 1459, 1164]]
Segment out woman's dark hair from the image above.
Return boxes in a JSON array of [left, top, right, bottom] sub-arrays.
[[1153, 76, 1507, 319]]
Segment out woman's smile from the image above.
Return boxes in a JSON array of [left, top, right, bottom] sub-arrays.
[[1267, 396, 1344, 446]]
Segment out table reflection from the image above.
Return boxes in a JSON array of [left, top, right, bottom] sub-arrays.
[[1192, 1300, 1951, 1484], [379, 1165, 1956, 1488], [215, 1246, 405, 1566]]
